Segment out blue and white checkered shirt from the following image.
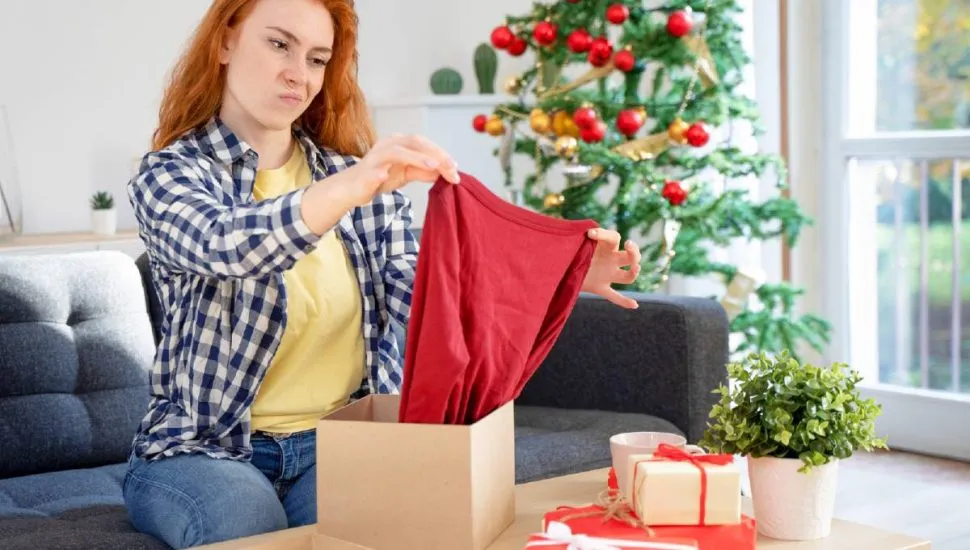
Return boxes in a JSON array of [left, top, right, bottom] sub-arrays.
[[127, 117, 415, 461]]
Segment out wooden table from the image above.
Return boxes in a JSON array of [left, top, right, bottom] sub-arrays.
[[196, 467, 931, 549], [487, 468, 931, 550]]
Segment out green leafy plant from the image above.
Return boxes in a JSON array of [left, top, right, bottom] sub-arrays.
[[90, 191, 114, 210], [699, 351, 888, 473]]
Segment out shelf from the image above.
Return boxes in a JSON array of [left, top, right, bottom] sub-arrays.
[[368, 94, 512, 109], [0, 230, 140, 250]]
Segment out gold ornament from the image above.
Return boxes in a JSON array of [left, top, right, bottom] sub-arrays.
[[551, 111, 580, 138], [504, 75, 523, 95], [553, 136, 579, 158], [668, 117, 690, 144], [485, 115, 505, 136], [539, 61, 615, 100], [543, 192, 565, 209], [529, 109, 552, 134], [655, 219, 682, 284], [683, 35, 720, 88], [614, 131, 671, 161], [719, 266, 765, 320]]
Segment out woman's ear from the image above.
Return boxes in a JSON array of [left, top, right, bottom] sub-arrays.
[[219, 28, 240, 65]]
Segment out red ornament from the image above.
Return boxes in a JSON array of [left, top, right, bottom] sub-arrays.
[[616, 109, 644, 137], [580, 120, 608, 143], [472, 114, 488, 133], [566, 0, 580, 3], [533, 21, 558, 46], [662, 180, 688, 205], [507, 37, 528, 56], [491, 26, 515, 49], [613, 49, 636, 72], [588, 37, 613, 67], [685, 122, 710, 147], [572, 106, 599, 130], [666, 11, 693, 37], [606, 4, 629, 24], [566, 28, 592, 53]]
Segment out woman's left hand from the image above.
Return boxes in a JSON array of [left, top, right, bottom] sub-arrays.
[[581, 228, 642, 309]]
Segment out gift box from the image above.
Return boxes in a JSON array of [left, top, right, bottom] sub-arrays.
[[626, 444, 741, 526], [314, 394, 516, 550], [194, 526, 373, 550], [525, 521, 699, 549], [543, 504, 756, 550]]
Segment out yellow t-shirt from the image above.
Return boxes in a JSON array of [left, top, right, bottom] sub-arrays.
[[250, 142, 365, 433]]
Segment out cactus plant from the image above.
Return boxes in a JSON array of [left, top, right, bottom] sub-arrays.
[[474, 43, 498, 94], [90, 191, 114, 210], [430, 68, 463, 95]]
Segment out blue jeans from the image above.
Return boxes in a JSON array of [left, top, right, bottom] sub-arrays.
[[123, 430, 317, 549]]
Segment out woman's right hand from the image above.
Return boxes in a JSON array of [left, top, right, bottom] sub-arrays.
[[336, 133, 461, 207]]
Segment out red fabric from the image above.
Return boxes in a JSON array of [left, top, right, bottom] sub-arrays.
[[631, 444, 735, 525], [398, 172, 598, 425], [543, 506, 757, 550]]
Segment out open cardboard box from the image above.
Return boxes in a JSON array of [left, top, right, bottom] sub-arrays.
[[315, 394, 516, 550], [194, 525, 372, 549]]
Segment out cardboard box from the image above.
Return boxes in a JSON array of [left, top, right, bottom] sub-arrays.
[[315, 394, 516, 550], [193, 526, 373, 550]]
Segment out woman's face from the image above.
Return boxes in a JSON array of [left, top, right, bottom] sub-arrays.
[[219, 0, 334, 132]]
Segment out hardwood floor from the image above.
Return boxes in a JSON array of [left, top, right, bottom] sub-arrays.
[[833, 450, 970, 549]]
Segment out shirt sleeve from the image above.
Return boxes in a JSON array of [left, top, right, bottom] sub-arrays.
[[127, 151, 324, 280], [379, 190, 419, 329]]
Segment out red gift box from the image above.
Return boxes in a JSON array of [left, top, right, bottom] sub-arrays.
[[525, 520, 699, 549], [542, 505, 756, 550]]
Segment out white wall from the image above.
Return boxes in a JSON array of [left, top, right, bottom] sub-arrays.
[[0, 0, 535, 235], [0, 1, 208, 234]]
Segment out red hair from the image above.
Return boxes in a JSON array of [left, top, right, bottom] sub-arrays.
[[152, 0, 375, 157]]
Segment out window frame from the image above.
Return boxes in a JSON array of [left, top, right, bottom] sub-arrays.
[[805, 0, 970, 460]]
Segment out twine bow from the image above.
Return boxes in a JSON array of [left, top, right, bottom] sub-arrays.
[[526, 521, 697, 550], [631, 443, 733, 525]]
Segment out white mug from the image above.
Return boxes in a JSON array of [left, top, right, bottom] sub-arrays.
[[609, 431, 705, 500]]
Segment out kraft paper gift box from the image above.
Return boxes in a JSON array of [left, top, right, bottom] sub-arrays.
[[625, 444, 741, 526], [315, 394, 516, 550]]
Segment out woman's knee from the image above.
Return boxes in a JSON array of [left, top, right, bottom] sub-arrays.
[[124, 453, 287, 548]]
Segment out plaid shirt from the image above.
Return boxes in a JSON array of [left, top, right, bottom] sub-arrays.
[[127, 117, 415, 461]]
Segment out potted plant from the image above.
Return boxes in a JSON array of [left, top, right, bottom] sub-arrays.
[[90, 191, 116, 236], [699, 351, 888, 541]]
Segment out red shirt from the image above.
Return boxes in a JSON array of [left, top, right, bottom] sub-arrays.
[[398, 173, 598, 424]]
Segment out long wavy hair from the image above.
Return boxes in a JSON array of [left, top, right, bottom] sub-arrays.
[[151, 0, 375, 156]]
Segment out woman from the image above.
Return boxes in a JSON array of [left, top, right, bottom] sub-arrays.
[[124, 0, 642, 547]]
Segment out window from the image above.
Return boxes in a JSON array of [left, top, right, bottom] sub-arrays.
[[818, 0, 970, 458]]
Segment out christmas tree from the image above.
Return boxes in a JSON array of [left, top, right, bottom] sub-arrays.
[[471, 0, 831, 358]]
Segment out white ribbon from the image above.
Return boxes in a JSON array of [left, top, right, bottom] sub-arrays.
[[525, 521, 697, 550]]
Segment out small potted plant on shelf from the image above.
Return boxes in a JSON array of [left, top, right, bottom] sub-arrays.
[[699, 351, 888, 541], [90, 190, 116, 236]]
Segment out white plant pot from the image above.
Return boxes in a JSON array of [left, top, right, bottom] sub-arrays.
[[748, 456, 839, 541], [91, 208, 117, 236]]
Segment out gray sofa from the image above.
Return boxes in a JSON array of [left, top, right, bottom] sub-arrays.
[[0, 250, 728, 549]]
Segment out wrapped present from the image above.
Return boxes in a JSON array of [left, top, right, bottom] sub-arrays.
[[525, 521, 699, 549], [544, 503, 756, 550], [626, 444, 741, 526]]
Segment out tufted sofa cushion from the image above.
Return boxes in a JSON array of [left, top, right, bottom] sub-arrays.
[[0, 251, 155, 478]]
